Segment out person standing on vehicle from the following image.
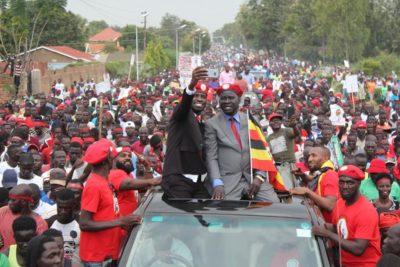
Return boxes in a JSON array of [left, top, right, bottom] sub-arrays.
[[291, 146, 339, 223], [162, 67, 211, 199], [79, 139, 142, 267], [205, 84, 278, 201], [313, 165, 381, 267]]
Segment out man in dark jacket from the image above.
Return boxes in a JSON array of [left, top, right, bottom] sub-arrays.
[[162, 67, 210, 199]]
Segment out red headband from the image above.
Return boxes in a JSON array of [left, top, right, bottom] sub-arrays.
[[9, 194, 34, 203]]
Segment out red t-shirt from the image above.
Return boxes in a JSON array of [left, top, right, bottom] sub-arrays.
[[316, 169, 339, 223], [131, 141, 146, 155], [109, 169, 138, 216], [332, 196, 381, 267], [0, 206, 48, 251], [79, 173, 122, 262]]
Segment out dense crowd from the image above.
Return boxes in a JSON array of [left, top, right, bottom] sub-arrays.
[[0, 44, 400, 266]]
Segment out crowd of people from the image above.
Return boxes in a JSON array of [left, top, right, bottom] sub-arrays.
[[0, 44, 400, 266]]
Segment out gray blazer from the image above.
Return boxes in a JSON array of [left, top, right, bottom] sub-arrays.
[[204, 111, 252, 195]]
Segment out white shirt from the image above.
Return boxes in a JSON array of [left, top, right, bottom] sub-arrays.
[[34, 200, 57, 219], [17, 173, 43, 190], [51, 220, 80, 263], [0, 161, 19, 185]]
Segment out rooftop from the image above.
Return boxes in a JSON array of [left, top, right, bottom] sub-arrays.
[[89, 27, 122, 42]]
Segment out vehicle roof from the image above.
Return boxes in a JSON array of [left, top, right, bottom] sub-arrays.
[[139, 191, 312, 220]]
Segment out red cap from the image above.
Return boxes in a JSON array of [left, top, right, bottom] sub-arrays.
[[194, 81, 209, 94], [70, 137, 84, 146], [83, 138, 117, 165], [83, 137, 95, 144], [216, 83, 243, 97], [311, 99, 320, 107], [112, 127, 123, 134], [367, 159, 390, 174], [355, 120, 367, 129], [268, 113, 283, 121], [56, 104, 66, 111], [338, 165, 365, 181]]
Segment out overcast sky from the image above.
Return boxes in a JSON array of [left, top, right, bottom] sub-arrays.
[[67, 0, 245, 33]]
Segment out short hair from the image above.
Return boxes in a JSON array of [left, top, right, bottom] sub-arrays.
[[12, 215, 37, 233], [70, 142, 82, 149], [42, 228, 62, 239], [150, 134, 162, 147], [26, 235, 55, 267], [7, 144, 22, 154], [19, 153, 34, 165], [56, 188, 75, 202]]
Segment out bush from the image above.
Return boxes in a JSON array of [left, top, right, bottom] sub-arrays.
[[355, 52, 400, 76]]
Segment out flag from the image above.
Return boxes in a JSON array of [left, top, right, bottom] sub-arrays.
[[248, 113, 287, 192]]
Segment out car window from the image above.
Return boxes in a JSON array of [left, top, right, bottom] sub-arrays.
[[126, 214, 323, 267]]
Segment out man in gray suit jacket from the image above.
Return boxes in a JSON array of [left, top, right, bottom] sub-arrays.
[[204, 84, 278, 201]]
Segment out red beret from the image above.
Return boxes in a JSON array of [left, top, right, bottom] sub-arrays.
[[83, 138, 117, 165], [194, 81, 209, 94], [338, 165, 365, 181], [70, 137, 84, 146], [355, 120, 367, 129], [83, 137, 95, 144], [216, 83, 243, 97], [367, 159, 390, 174], [268, 113, 283, 121]]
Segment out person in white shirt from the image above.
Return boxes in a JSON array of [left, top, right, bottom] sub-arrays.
[[0, 144, 21, 184], [17, 153, 43, 190], [54, 78, 65, 93], [30, 184, 57, 220], [219, 64, 235, 85], [50, 188, 80, 265]]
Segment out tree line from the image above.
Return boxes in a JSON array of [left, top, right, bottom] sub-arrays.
[[215, 0, 400, 64]]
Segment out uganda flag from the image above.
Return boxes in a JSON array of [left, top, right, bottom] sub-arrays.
[[248, 113, 287, 192]]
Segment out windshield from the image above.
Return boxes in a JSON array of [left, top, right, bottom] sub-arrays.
[[126, 214, 323, 267]]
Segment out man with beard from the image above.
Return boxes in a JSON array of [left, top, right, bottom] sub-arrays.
[[313, 165, 381, 267], [291, 146, 339, 223], [1, 216, 37, 267], [109, 148, 161, 216], [0, 184, 48, 250], [162, 67, 211, 199]]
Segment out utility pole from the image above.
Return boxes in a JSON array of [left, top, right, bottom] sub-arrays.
[[175, 24, 187, 70], [141, 11, 149, 49], [136, 25, 139, 81]]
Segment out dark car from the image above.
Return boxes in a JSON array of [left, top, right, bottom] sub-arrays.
[[119, 190, 333, 267]]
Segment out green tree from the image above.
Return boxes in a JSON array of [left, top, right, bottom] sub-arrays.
[[86, 20, 108, 37], [143, 39, 171, 76], [0, 0, 86, 58]]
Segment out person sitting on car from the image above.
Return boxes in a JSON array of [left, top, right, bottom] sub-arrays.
[[132, 225, 193, 267]]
